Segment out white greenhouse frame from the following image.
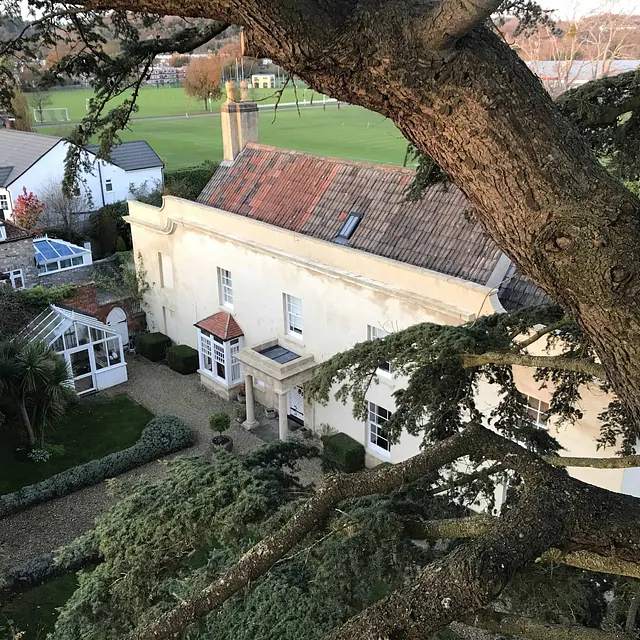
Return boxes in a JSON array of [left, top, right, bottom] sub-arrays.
[[21, 305, 128, 395]]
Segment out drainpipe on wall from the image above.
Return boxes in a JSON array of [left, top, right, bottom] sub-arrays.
[[96, 161, 106, 208]]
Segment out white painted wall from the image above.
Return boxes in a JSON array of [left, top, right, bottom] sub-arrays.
[[6, 141, 163, 219], [129, 196, 494, 466]]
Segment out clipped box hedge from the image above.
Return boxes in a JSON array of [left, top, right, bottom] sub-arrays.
[[322, 432, 365, 473], [166, 344, 199, 375], [138, 332, 171, 362], [0, 531, 99, 604], [0, 416, 195, 518]]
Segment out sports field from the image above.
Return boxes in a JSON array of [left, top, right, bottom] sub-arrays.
[[40, 105, 409, 168], [42, 85, 327, 122]]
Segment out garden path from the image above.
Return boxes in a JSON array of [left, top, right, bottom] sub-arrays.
[[0, 357, 265, 573]]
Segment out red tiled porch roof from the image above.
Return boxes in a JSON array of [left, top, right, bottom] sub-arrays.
[[195, 312, 243, 340]]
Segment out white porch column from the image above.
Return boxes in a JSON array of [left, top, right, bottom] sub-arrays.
[[277, 391, 288, 440], [242, 373, 259, 430]]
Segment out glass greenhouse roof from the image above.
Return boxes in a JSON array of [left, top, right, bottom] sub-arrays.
[[33, 236, 89, 265], [22, 305, 118, 347]]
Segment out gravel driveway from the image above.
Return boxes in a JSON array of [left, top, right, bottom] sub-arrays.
[[0, 357, 267, 573]]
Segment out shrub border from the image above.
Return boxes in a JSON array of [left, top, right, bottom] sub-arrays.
[[0, 415, 195, 519]]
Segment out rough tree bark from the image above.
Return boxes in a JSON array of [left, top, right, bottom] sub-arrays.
[[81, 0, 640, 430]]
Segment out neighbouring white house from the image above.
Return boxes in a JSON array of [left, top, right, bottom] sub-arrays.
[[127, 82, 639, 498], [251, 73, 276, 88], [21, 304, 128, 394], [0, 129, 164, 221]]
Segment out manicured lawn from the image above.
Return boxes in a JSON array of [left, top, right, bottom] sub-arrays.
[[0, 573, 78, 639], [41, 105, 408, 169], [0, 394, 153, 495], [41, 84, 322, 122]]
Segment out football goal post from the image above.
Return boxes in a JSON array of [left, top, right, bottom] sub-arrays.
[[33, 108, 71, 123]]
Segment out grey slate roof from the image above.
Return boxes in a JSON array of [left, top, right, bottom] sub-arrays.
[[0, 130, 62, 186], [198, 144, 503, 285], [498, 265, 552, 310], [85, 140, 164, 171]]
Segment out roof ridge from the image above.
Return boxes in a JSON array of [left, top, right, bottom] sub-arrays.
[[243, 142, 414, 174]]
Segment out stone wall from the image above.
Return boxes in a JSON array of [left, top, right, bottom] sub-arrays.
[[65, 282, 146, 335], [37, 255, 119, 288], [0, 237, 38, 289]]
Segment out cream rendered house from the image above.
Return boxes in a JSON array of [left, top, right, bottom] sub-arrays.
[[128, 83, 639, 497]]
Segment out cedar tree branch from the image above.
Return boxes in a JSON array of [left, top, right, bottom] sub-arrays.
[[462, 352, 606, 379], [422, 0, 504, 49], [461, 609, 627, 640]]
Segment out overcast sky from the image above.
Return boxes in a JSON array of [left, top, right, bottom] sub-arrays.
[[541, 0, 638, 18]]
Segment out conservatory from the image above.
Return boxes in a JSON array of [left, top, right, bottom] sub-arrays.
[[22, 305, 127, 394], [33, 236, 92, 275]]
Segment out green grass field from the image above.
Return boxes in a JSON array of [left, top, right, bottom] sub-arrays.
[[40, 85, 327, 122], [41, 105, 408, 168]]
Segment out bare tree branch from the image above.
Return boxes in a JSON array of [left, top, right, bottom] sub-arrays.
[[462, 352, 606, 379], [516, 317, 573, 350], [461, 609, 627, 640], [422, 0, 504, 49]]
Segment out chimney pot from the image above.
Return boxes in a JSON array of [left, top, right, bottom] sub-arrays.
[[240, 80, 249, 102]]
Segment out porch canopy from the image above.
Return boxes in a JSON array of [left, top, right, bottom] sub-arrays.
[[236, 339, 317, 439], [21, 304, 127, 394]]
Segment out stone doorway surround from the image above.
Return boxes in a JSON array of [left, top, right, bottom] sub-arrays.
[[235, 339, 317, 439]]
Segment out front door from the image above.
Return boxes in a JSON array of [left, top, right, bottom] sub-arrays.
[[69, 347, 95, 394], [287, 386, 304, 425]]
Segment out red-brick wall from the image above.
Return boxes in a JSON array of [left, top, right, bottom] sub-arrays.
[[65, 283, 146, 334]]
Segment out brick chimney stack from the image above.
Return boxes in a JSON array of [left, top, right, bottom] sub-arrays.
[[220, 80, 259, 164]]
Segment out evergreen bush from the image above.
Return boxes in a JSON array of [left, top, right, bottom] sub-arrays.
[[166, 344, 199, 374], [138, 332, 171, 362], [321, 432, 365, 473], [0, 531, 99, 604], [0, 416, 195, 518]]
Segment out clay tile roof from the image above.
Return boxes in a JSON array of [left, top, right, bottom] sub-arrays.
[[197, 144, 502, 285], [195, 312, 243, 340], [2, 219, 33, 241]]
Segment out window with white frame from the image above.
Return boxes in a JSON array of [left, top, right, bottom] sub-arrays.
[[0, 193, 8, 213], [198, 330, 243, 386], [105, 179, 113, 192], [3, 269, 24, 290], [368, 402, 392, 456], [522, 395, 549, 428], [368, 325, 392, 375], [284, 294, 303, 338], [218, 268, 233, 307]]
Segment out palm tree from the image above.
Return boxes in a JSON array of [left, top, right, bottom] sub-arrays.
[[0, 338, 76, 446]]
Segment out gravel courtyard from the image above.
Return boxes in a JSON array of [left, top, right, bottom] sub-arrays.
[[0, 356, 318, 573]]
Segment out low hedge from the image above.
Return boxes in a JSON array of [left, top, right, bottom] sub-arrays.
[[166, 344, 199, 375], [138, 332, 171, 362], [0, 531, 99, 604], [322, 432, 365, 473], [0, 416, 195, 518]]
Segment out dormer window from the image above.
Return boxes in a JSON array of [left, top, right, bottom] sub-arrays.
[[333, 212, 362, 245]]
